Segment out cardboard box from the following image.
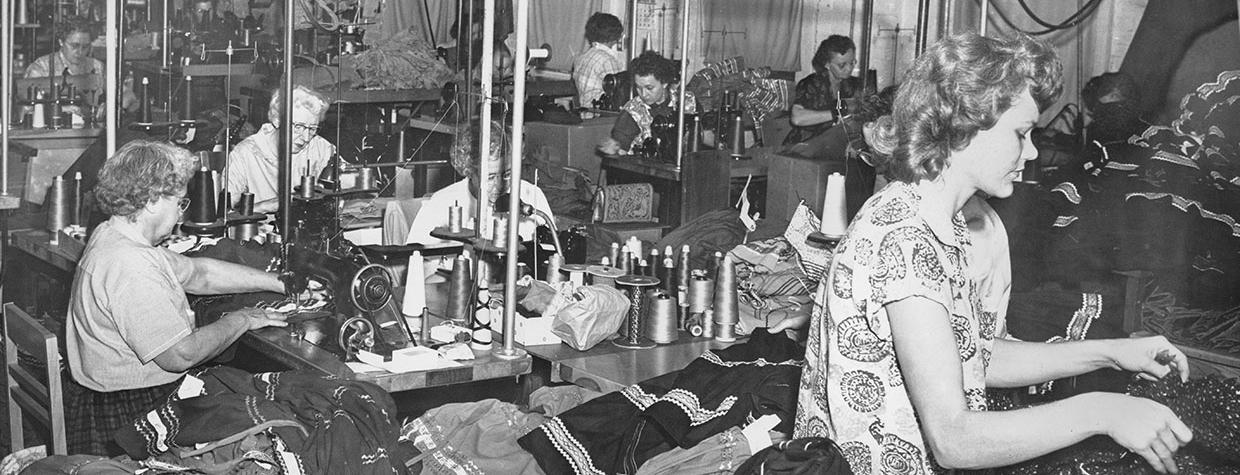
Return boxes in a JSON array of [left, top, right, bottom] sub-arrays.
[[501, 313, 562, 346]]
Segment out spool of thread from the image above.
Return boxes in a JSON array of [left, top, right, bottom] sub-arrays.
[[587, 265, 623, 288], [636, 259, 649, 277], [299, 175, 315, 199], [677, 245, 691, 328], [17, 0, 29, 24], [32, 90, 45, 129], [545, 253, 564, 284], [402, 251, 427, 317], [231, 222, 260, 241], [562, 263, 587, 286], [492, 217, 507, 245], [660, 255, 676, 295], [645, 291, 679, 344], [187, 167, 217, 224], [728, 113, 745, 157], [687, 114, 702, 152], [608, 242, 621, 267], [46, 176, 70, 241], [238, 192, 255, 215], [447, 204, 463, 232], [138, 77, 152, 124], [711, 251, 725, 280], [357, 167, 376, 190], [181, 75, 195, 122], [446, 253, 473, 323], [714, 319, 738, 343], [712, 254, 739, 342], [687, 274, 715, 313], [619, 245, 632, 275], [71, 172, 82, 226], [701, 309, 715, 338], [614, 275, 660, 349], [820, 172, 848, 238], [598, 256, 611, 267], [626, 236, 642, 261]]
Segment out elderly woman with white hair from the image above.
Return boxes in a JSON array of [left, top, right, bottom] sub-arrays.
[[226, 84, 336, 213]]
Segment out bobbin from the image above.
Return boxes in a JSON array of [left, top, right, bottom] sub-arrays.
[[645, 291, 679, 344], [613, 275, 661, 349], [561, 263, 588, 286], [586, 265, 624, 288]]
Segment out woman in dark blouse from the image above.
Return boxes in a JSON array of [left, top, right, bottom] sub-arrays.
[[784, 35, 856, 145]]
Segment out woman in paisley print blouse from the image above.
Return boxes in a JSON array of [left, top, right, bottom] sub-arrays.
[[792, 33, 1194, 475]]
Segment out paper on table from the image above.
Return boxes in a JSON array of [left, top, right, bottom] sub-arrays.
[[346, 361, 387, 373], [355, 347, 461, 374]]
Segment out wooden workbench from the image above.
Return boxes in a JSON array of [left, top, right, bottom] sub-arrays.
[[523, 333, 733, 394], [601, 148, 771, 229]]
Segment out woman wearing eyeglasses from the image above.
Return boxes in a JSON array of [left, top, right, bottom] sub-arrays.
[[226, 84, 336, 213], [66, 140, 290, 456]]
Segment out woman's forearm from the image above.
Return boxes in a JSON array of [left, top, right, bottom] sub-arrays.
[[986, 338, 1116, 388]]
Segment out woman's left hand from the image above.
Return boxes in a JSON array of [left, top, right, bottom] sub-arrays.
[[1109, 336, 1190, 383]]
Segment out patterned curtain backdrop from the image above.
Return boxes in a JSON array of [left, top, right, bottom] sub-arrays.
[[701, 0, 804, 71]]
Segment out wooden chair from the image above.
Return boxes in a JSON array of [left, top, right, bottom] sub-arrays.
[[4, 302, 67, 455]]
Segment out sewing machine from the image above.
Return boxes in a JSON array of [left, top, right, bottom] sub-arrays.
[[282, 188, 415, 360]]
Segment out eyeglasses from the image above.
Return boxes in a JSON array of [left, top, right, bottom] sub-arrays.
[[291, 122, 319, 135], [177, 197, 191, 212]]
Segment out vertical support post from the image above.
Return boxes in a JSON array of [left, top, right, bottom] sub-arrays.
[[979, 0, 990, 36], [674, 0, 690, 170], [105, 0, 119, 156], [858, 0, 874, 92], [496, 0, 528, 361], [2, 0, 13, 198], [279, 0, 295, 263]]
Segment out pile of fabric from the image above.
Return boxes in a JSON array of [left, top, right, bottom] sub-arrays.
[[352, 28, 457, 90], [1044, 69, 1240, 308], [995, 375, 1240, 474], [686, 57, 792, 144], [112, 366, 415, 474]]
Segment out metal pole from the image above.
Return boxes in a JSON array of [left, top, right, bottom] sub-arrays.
[[859, 0, 874, 92], [478, 0, 495, 242], [279, 0, 295, 262], [674, 0, 689, 170], [2, 0, 13, 199], [628, 0, 639, 61], [939, 0, 955, 38], [915, 0, 931, 57], [161, 0, 169, 69], [497, 0, 528, 361], [105, 0, 119, 156], [979, 0, 989, 36]]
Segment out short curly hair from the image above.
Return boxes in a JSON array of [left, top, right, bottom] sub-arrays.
[[450, 119, 511, 176], [811, 35, 855, 74], [629, 50, 679, 85], [886, 33, 1062, 183], [585, 12, 624, 45], [267, 84, 330, 126], [58, 17, 97, 43], [95, 140, 196, 219]]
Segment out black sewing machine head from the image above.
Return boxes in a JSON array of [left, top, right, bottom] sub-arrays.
[[284, 243, 414, 360], [596, 72, 631, 111]]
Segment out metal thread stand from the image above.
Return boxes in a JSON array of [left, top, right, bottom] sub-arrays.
[[614, 275, 660, 349]]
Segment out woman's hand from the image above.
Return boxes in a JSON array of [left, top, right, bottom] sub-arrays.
[[598, 138, 622, 156], [1085, 392, 1192, 474], [1108, 336, 1190, 383]]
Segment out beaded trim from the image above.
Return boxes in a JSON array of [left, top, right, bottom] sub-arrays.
[[621, 385, 659, 410], [1126, 192, 1240, 238], [662, 389, 738, 426], [539, 418, 605, 475], [700, 350, 804, 368], [1053, 215, 1079, 228]]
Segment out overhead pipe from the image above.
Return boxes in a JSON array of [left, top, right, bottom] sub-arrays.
[[497, 0, 529, 361], [674, 0, 690, 170]]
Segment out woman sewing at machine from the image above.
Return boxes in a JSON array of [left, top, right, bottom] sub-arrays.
[[406, 119, 554, 246], [226, 84, 336, 214], [598, 51, 697, 156], [783, 35, 857, 145]]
